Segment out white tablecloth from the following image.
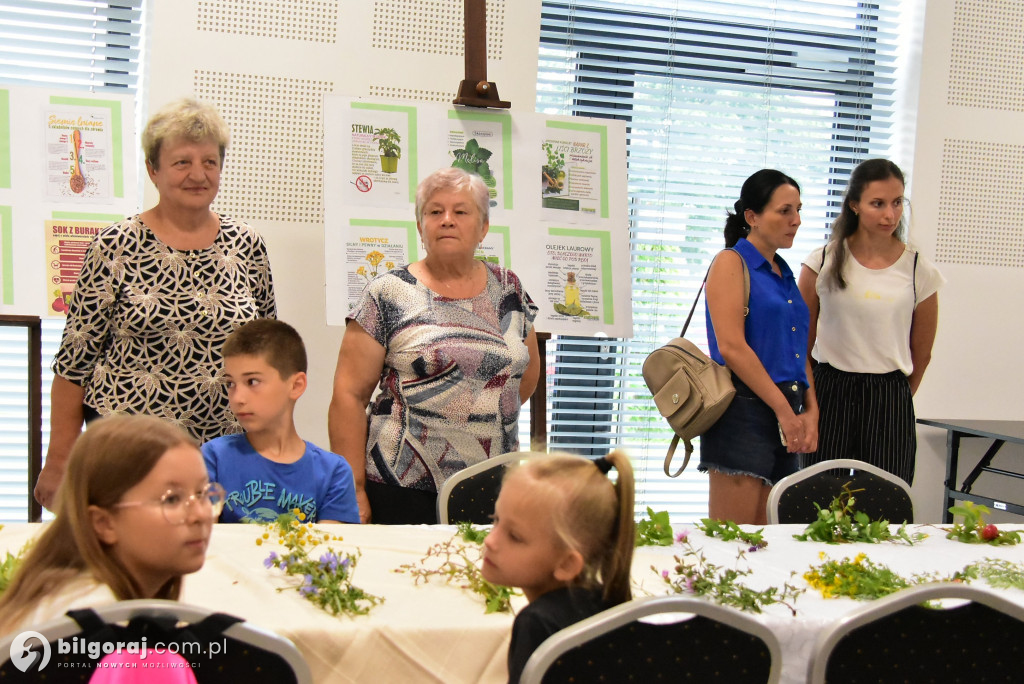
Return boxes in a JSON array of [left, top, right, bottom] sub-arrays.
[[636, 522, 1024, 684], [2, 522, 1022, 684]]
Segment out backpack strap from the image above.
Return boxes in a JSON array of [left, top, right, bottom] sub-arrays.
[[664, 435, 695, 478], [912, 251, 919, 306], [681, 248, 749, 337]]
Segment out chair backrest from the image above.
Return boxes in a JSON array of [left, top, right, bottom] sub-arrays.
[[520, 595, 781, 684], [808, 583, 1024, 684], [0, 599, 312, 684], [766, 458, 913, 524], [436, 451, 528, 524]]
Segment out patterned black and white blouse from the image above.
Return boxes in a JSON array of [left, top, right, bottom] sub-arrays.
[[52, 214, 277, 443]]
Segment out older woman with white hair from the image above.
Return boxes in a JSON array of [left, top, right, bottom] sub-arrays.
[[35, 98, 277, 510], [329, 167, 540, 524]]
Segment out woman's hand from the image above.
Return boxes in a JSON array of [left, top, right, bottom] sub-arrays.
[[355, 488, 372, 524], [777, 411, 805, 454]]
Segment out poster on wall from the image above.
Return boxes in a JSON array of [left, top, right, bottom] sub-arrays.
[[332, 101, 414, 209], [539, 120, 608, 223], [44, 219, 107, 316], [324, 96, 630, 337], [44, 106, 114, 203], [0, 87, 135, 317]]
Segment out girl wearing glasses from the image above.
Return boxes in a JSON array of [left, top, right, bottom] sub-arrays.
[[0, 415, 225, 636]]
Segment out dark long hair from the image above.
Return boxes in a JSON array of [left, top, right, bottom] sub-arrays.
[[724, 169, 801, 247], [825, 159, 907, 290]]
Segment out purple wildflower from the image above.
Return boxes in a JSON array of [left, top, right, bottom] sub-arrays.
[[675, 530, 689, 544], [661, 569, 669, 580], [299, 574, 316, 596], [684, 576, 694, 593], [263, 552, 279, 569], [748, 546, 759, 553], [319, 552, 339, 572]]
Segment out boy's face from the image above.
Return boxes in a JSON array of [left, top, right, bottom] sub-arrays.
[[223, 353, 304, 434]]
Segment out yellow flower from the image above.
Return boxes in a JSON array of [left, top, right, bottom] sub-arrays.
[[854, 553, 867, 565], [818, 551, 826, 560], [366, 250, 385, 267], [385, 261, 395, 270], [256, 538, 263, 546], [297, 511, 307, 521], [356, 266, 367, 276]]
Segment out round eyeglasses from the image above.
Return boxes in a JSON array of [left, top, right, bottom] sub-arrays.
[[113, 482, 227, 525]]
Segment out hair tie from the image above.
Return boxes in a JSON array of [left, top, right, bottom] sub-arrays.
[[592, 457, 613, 475]]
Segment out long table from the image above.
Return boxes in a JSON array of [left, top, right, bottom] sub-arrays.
[[1, 522, 1022, 684]]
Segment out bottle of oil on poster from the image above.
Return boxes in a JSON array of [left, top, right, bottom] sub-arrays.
[[564, 271, 581, 308]]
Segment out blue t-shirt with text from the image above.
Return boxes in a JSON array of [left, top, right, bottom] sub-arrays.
[[202, 434, 360, 524]]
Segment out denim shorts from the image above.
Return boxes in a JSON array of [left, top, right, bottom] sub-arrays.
[[697, 375, 806, 486]]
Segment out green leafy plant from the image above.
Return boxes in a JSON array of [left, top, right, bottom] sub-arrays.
[[635, 507, 674, 547], [696, 518, 767, 550], [451, 138, 497, 198], [375, 127, 401, 158], [395, 523, 518, 614], [257, 510, 383, 617], [958, 558, 1024, 589], [654, 541, 803, 614], [0, 527, 29, 596], [792, 485, 926, 545], [945, 502, 1021, 545]]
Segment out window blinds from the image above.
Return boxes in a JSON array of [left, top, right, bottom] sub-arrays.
[[0, 0, 143, 521], [534, 0, 904, 522]]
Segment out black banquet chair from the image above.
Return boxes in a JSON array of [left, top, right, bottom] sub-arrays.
[[766, 458, 914, 524], [520, 595, 781, 684], [0, 599, 312, 683], [808, 583, 1024, 684], [436, 451, 528, 524]]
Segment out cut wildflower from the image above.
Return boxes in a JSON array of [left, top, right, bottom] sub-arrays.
[[258, 511, 382, 617]]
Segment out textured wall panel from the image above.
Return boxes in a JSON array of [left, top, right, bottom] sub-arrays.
[[936, 138, 1024, 267], [372, 0, 505, 59], [196, 0, 339, 42], [368, 84, 456, 104], [195, 70, 333, 223], [948, 0, 1024, 110]]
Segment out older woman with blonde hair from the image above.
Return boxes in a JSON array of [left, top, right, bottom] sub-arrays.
[[34, 98, 277, 510], [329, 167, 541, 524], [1, 415, 223, 636]]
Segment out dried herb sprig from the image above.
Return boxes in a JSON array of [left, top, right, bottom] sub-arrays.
[[395, 522, 518, 614], [654, 541, 803, 614]]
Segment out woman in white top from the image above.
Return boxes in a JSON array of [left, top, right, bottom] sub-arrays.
[[798, 159, 945, 485], [0, 415, 224, 636]]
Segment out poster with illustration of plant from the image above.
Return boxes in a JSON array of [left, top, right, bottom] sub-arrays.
[[447, 113, 509, 209], [337, 220, 413, 310], [540, 121, 608, 223], [452, 138, 497, 205]]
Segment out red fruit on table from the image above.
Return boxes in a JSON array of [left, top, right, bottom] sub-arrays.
[[980, 524, 999, 541]]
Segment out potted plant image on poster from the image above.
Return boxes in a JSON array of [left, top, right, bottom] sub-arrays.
[[375, 127, 401, 173], [451, 138, 497, 206]]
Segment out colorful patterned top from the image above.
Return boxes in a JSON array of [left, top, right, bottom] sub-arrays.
[[348, 262, 538, 493], [52, 214, 277, 443]]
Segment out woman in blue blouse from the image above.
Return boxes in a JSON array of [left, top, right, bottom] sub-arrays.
[[701, 169, 819, 524]]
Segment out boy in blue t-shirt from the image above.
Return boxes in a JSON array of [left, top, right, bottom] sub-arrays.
[[202, 319, 360, 524]]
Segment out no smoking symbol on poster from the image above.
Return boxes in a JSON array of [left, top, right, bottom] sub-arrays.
[[354, 175, 372, 192]]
